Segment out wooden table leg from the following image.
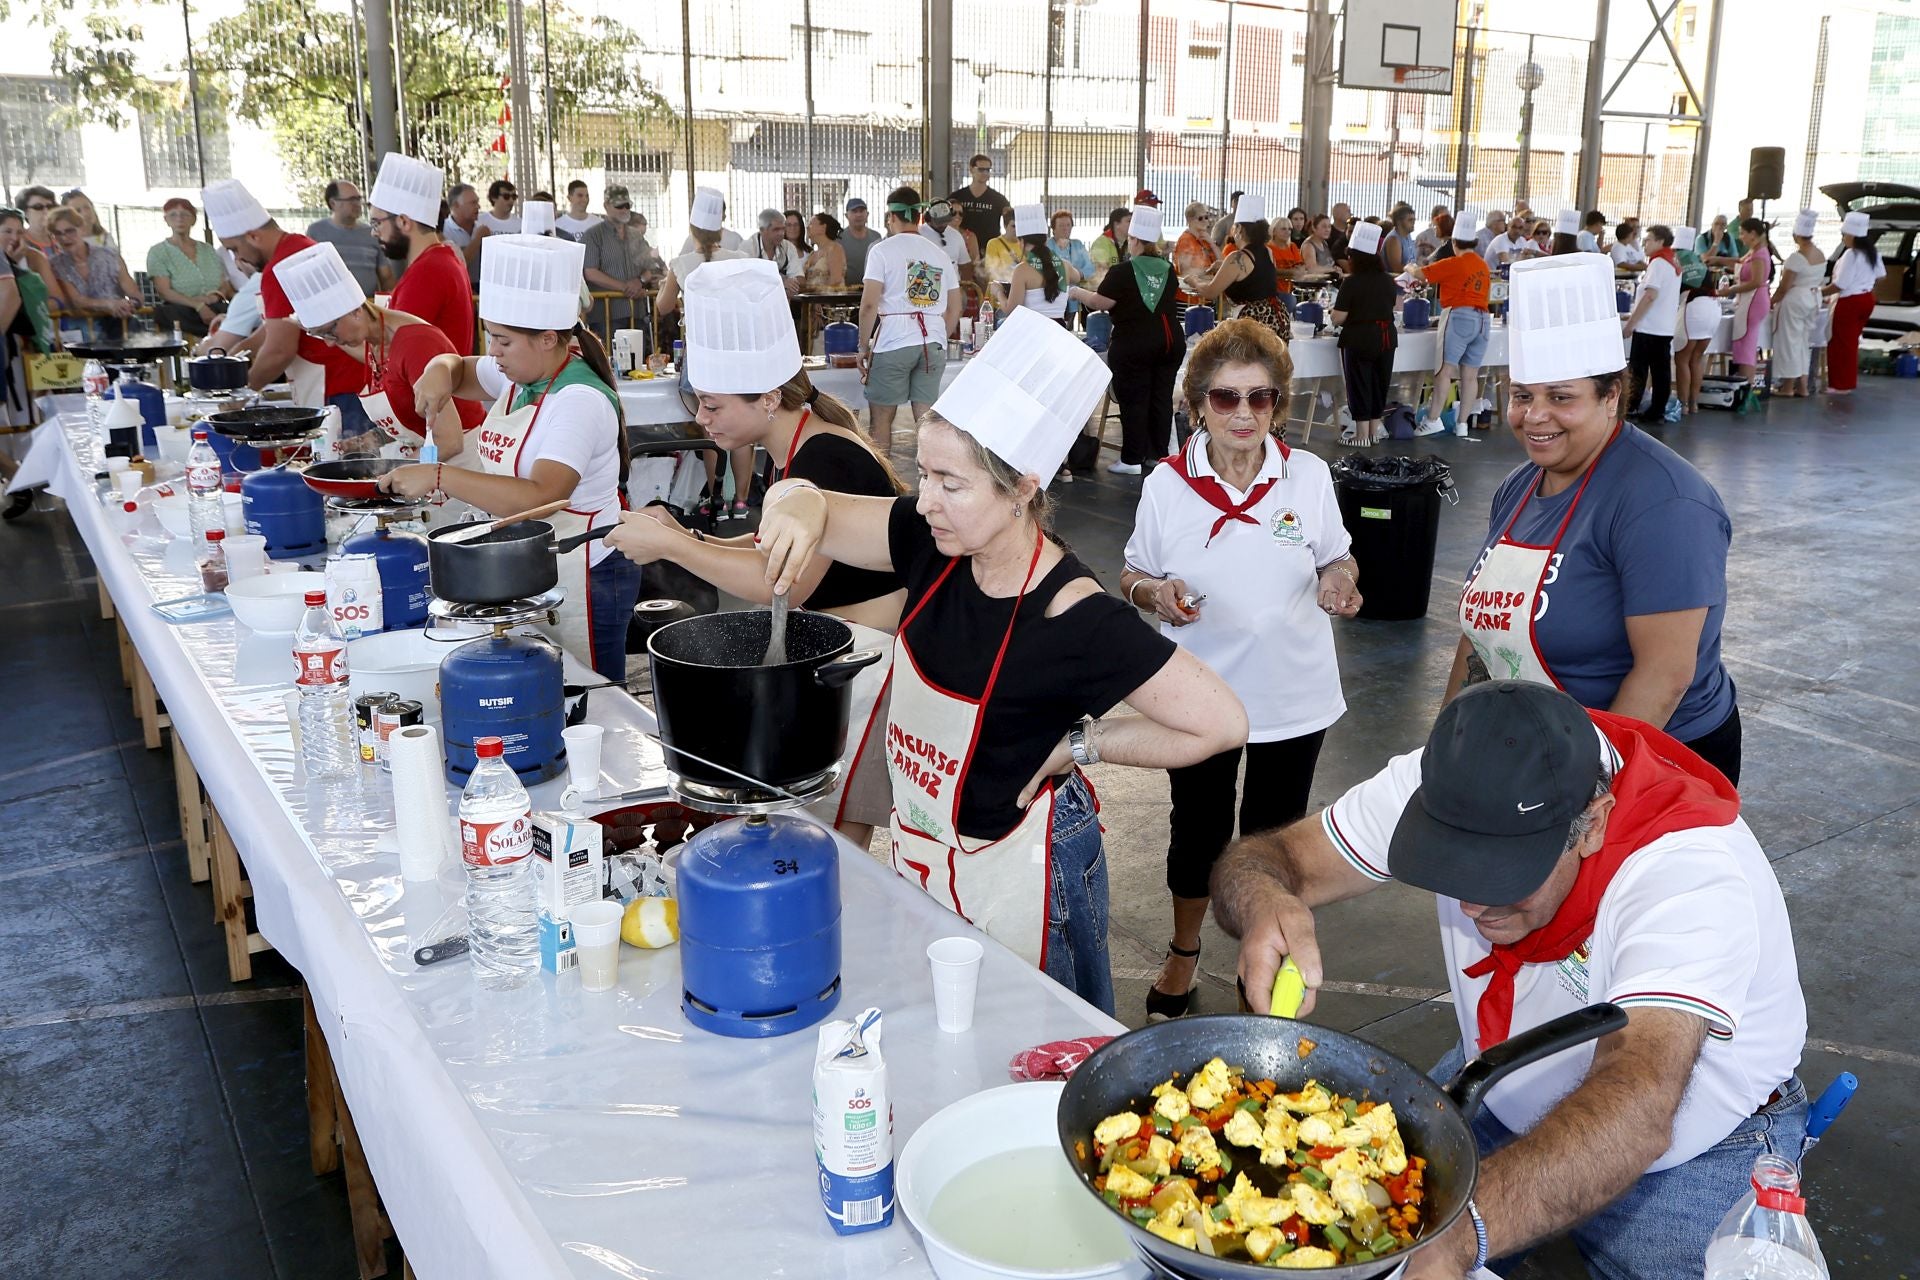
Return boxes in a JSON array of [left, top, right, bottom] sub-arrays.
[[131, 650, 171, 750], [97, 576, 114, 621], [170, 729, 211, 883], [116, 615, 133, 689], [333, 1071, 394, 1279], [206, 806, 270, 981], [303, 988, 340, 1176]]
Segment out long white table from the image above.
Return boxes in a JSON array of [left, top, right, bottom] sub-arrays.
[[617, 359, 966, 427], [21, 407, 1118, 1279]]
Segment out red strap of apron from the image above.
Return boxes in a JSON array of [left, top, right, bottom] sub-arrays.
[[777, 407, 813, 480], [1497, 422, 1618, 544]]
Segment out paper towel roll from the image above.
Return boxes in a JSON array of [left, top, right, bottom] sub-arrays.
[[390, 724, 456, 881]]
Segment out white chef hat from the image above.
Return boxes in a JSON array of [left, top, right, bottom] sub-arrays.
[[1842, 211, 1869, 237], [1508, 254, 1626, 385], [1793, 209, 1817, 238], [690, 187, 726, 232], [1129, 203, 1164, 244], [369, 152, 443, 225], [201, 179, 271, 240], [1554, 209, 1580, 236], [478, 234, 588, 332], [522, 200, 557, 236], [274, 242, 367, 329], [932, 308, 1111, 491], [1234, 193, 1266, 223], [681, 259, 803, 394], [1671, 225, 1697, 251], [1348, 222, 1383, 256], [1452, 209, 1482, 242], [1013, 204, 1047, 237]]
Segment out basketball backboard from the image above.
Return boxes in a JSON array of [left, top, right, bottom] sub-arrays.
[[1338, 0, 1456, 96]]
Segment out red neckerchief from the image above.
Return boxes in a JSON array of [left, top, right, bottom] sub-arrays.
[[1164, 431, 1289, 545], [1649, 245, 1678, 271], [1461, 711, 1740, 1052]]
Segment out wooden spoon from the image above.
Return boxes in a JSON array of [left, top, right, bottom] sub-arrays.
[[437, 499, 571, 545]]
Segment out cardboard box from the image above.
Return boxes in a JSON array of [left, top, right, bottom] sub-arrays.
[[531, 811, 605, 974]]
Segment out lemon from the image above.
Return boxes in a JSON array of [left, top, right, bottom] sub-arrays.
[[621, 896, 679, 948]]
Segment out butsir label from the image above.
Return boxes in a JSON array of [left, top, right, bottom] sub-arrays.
[[813, 1006, 894, 1235]]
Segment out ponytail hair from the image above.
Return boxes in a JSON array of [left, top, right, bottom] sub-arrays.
[[753, 369, 906, 494], [692, 226, 721, 261], [1021, 232, 1061, 301], [571, 322, 631, 484]]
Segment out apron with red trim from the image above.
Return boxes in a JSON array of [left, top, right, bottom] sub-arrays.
[[886, 530, 1058, 969], [1457, 426, 1617, 685]]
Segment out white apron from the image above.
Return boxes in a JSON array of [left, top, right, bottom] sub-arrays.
[[286, 353, 327, 408], [885, 532, 1060, 970], [1458, 427, 1614, 685], [475, 357, 618, 676]]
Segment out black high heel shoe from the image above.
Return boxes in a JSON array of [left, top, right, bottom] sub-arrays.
[[1145, 941, 1201, 1022]]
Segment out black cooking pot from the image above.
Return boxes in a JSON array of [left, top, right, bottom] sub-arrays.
[[187, 347, 250, 393], [1056, 1005, 1626, 1280], [648, 610, 886, 792], [207, 405, 329, 441], [426, 519, 618, 604]]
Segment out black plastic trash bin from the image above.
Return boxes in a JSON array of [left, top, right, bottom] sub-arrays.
[[1331, 454, 1457, 622]]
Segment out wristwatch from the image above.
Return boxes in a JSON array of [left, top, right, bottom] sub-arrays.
[[1068, 718, 1102, 767]]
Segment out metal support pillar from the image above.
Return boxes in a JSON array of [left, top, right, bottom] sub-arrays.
[[680, 0, 696, 203], [393, 0, 408, 150], [1135, 0, 1149, 195], [1575, 0, 1608, 213], [540, 0, 556, 192], [346, 0, 371, 189], [505, 0, 537, 194], [1298, 0, 1334, 215], [928, 0, 954, 195], [180, 0, 209, 188], [363, 0, 400, 163], [1042, 1, 1055, 211], [802, 0, 816, 208], [1217, 2, 1236, 205], [1686, 0, 1725, 227], [1453, 14, 1481, 213]]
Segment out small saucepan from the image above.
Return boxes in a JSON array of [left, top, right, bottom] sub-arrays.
[[427, 518, 618, 604], [300, 457, 407, 500], [186, 347, 251, 394]]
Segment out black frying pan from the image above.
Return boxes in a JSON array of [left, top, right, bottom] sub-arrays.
[[1056, 1004, 1626, 1279]]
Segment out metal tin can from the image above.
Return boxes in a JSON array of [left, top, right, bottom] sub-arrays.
[[373, 699, 424, 772], [354, 692, 396, 765]]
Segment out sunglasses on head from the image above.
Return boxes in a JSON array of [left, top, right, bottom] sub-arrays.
[[1205, 386, 1281, 413]]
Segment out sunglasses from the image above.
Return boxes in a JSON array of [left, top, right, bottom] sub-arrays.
[[1205, 386, 1282, 414]]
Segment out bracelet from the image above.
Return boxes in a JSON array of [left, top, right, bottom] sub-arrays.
[[767, 479, 820, 510], [691, 527, 706, 543], [434, 463, 443, 493], [1322, 562, 1356, 584], [1127, 577, 1160, 609], [1068, 718, 1102, 767], [1466, 1198, 1490, 1270]]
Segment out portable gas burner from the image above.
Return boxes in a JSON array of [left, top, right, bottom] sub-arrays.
[[431, 590, 569, 785], [330, 494, 432, 626]]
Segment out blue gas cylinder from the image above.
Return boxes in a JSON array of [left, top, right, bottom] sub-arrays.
[[342, 526, 430, 629], [1295, 301, 1325, 329], [822, 319, 859, 362], [439, 634, 565, 784], [1083, 311, 1113, 351], [241, 468, 325, 559], [1401, 296, 1433, 330], [204, 429, 263, 480], [677, 813, 842, 1038], [113, 375, 166, 447], [1616, 288, 1634, 315], [1183, 305, 1216, 337]]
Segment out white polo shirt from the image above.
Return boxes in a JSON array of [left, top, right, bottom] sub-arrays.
[[919, 223, 972, 267], [1320, 729, 1806, 1171], [1634, 256, 1681, 337], [1123, 433, 1349, 742], [1610, 241, 1646, 268]]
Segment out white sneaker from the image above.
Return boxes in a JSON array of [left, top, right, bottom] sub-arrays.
[[1412, 418, 1447, 437], [1107, 460, 1143, 475], [1453, 422, 1481, 443], [1056, 467, 1075, 484]]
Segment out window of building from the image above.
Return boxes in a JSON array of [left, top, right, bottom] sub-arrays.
[[1678, 5, 1696, 39], [0, 77, 85, 190], [1181, 43, 1222, 129], [140, 93, 231, 188], [604, 150, 670, 211]]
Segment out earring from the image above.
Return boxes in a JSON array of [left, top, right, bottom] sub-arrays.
[[1011, 503, 1021, 517]]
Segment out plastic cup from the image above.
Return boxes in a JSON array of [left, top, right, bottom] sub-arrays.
[[927, 936, 984, 1033], [224, 533, 269, 581], [562, 723, 604, 797], [105, 455, 132, 477], [571, 900, 625, 993]]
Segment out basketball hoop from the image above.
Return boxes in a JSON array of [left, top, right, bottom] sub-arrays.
[[1391, 64, 1449, 87]]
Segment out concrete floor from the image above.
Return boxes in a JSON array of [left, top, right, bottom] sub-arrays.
[[2, 378, 1913, 1276]]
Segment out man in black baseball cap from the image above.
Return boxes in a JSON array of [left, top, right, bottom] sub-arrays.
[[1210, 680, 1804, 1280]]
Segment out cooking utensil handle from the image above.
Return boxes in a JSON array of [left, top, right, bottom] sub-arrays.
[[814, 646, 886, 688], [553, 524, 617, 554], [1445, 1002, 1627, 1118], [494, 497, 572, 529]]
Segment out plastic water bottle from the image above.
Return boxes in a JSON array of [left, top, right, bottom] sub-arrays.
[[293, 589, 357, 778], [1703, 1153, 1829, 1279], [185, 428, 224, 547], [458, 736, 539, 989], [976, 300, 995, 348], [82, 358, 109, 434]]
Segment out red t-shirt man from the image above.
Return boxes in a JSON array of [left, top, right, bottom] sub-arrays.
[[366, 322, 486, 448], [390, 242, 476, 356], [260, 233, 369, 397]]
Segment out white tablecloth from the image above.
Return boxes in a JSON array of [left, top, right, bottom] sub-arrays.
[[26, 409, 1119, 1279], [617, 360, 966, 425]]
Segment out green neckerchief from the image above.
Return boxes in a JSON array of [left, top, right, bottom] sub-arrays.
[[1131, 255, 1172, 312], [511, 355, 618, 414]]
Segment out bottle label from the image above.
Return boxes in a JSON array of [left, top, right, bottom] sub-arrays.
[[188, 463, 220, 491], [294, 645, 347, 687], [462, 811, 532, 867]]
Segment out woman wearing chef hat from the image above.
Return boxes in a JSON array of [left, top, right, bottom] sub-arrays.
[[1822, 210, 1884, 397], [1067, 201, 1185, 475], [1445, 253, 1743, 783], [656, 186, 753, 518], [756, 308, 1247, 1012], [273, 240, 484, 460], [1002, 203, 1081, 326], [606, 259, 905, 845], [382, 234, 641, 683], [1771, 210, 1827, 398], [1180, 194, 1291, 342]]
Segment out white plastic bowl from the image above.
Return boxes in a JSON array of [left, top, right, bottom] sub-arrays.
[[897, 1082, 1143, 1280], [227, 571, 325, 635], [347, 626, 480, 721], [151, 491, 243, 540]]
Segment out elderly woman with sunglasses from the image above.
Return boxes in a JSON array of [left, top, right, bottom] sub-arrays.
[[1119, 317, 1360, 1021]]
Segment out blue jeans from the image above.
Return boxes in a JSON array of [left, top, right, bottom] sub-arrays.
[[1441, 306, 1491, 366], [587, 551, 643, 683], [1431, 1045, 1809, 1280], [328, 392, 375, 438], [1043, 772, 1114, 1016]]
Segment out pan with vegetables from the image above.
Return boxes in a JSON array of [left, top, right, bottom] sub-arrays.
[[1056, 1005, 1626, 1278]]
